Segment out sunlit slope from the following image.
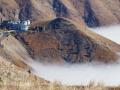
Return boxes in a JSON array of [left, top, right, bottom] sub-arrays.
[[0, 55, 50, 90], [1, 0, 120, 27], [0, 35, 29, 69]]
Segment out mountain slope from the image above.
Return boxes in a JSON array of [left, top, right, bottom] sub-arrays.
[[15, 18, 120, 63], [1, 0, 120, 27], [0, 55, 50, 90]]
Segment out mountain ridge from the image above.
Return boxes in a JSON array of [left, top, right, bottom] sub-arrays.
[[1, 0, 120, 27], [14, 18, 120, 64]]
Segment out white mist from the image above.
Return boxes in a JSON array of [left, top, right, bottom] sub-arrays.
[[90, 25, 120, 44], [30, 61, 120, 86]]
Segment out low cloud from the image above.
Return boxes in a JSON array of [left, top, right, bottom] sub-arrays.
[[30, 60, 120, 86], [90, 25, 120, 44]]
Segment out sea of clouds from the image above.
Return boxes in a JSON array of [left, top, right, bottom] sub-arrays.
[[29, 25, 120, 86], [91, 25, 120, 44]]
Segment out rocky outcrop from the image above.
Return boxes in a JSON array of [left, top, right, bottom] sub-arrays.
[[0, 35, 29, 69], [52, 0, 69, 17], [83, 0, 100, 27]]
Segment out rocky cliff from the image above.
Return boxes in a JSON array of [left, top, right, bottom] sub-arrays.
[[0, 0, 120, 63]]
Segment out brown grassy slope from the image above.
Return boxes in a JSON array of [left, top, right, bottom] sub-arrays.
[[15, 18, 120, 63], [70, 19, 120, 52], [15, 32, 65, 64], [89, 0, 119, 26], [32, 17, 120, 53], [69, 0, 120, 26], [0, 56, 51, 90], [1, 0, 120, 27], [0, 35, 30, 69], [0, 0, 19, 20]]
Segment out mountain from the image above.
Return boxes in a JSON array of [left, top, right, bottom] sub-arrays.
[[0, 0, 120, 27], [0, 0, 120, 65], [0, 55, 51, 90], [0, 0, 120, 89], [0, 17, 119, 65], [13, 18, 120, 63]]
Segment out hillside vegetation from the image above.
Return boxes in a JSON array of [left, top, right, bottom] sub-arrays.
[[1, 0, 120, 27], [15, 18, 120, 64]]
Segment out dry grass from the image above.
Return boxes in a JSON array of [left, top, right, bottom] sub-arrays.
[[0, 79, 120, 90]]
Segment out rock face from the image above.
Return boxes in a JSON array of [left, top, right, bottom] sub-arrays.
[[0, 0, 120, 27], [15, 18, 120, 63], [83, 0, 100, 27]]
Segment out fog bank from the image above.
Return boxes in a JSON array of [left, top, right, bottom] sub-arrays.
[[31, 61, 120, 86], [90, 25, 120, 44]]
